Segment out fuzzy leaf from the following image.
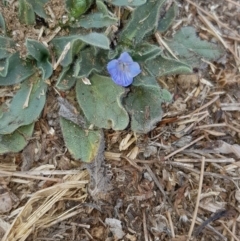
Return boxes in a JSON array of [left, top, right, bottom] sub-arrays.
[[19, 0, 35, 25], [26, 0, 48, 19], [166, 26, 225, 67], [66, 0, 94, 18], [79, 33, 110, 49], [132, 43, 162, 62], [51, 33, 109, 67], [144, 54, 192, 77], [76, 74, 129, 130], [74, 48, 108, 77], [0, 53, 35, 86], [0, 124, 34, 154], [105, 0, 146, 7], [0, 13, 6, 35], [0, 36, 15, 60], [56, 66, 78, 90], [51, 36, 85, 67], [75, 13, 118, 29], [0, 77, 47, 134], [26, 39, 53, 79], [158, 2, 178, 33], [120, 0, 166, 45], [60, 117, 102, 162], [124, 76, 172, 133]]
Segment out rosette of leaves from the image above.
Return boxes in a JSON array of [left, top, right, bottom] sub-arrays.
[[0, 0, 224, 163]]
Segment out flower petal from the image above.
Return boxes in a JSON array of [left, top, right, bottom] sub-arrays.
[[119, 52, 133, 63], [111, 68, 133, 87], [107, 59, 119, 76], [128, 62, 141, 77]]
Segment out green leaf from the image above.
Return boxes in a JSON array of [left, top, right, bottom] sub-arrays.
[[0, 124, 34, 154], [51, 33, 109, 67], [0, 13, 6, 35], [66, 0, 94, 18], [74, 13, 118, 29], [60, 117, 103, 162], [166, 26, 225, 67], [0, 77, 47, 134], [0, 53, 35, 86], [74, 48, 108, 77], [26, 0, 48, 19], [144, 54, 192, 77], [76, 74, 129, 130], [26, 39, 53, 79], [132, 42, 162, 62], [120, 0, 166, 45], [0, 36, 15, 60], [19, 0, 35, 25], [51, 36, 85, 67], [158, 2, 178, 33], [124, 76, 172, 133], [56, 66, 78, 90], [79, 33, 110, 49], [105, 0, 146, 7]]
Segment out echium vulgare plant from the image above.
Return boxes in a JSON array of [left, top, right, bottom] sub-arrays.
[[0, 0, 223, 162]]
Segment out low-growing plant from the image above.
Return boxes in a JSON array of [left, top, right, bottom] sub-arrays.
[[0, 0, 223, 162]]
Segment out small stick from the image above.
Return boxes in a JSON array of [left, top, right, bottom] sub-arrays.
[[70, 222, 90, 229], [174, 158, 235, 163], [122, 156, 144, 172], [192, 95, 219, 114], [54, 42, 71, 70], [220, 222, 240, 241], [166, 211, 175, 238], [23, 83, 33, 109], [144, 164, 166, 199], [225, 0, 240, 8], [0, 170, 62, 183], [164, 135, 205, 160], [142, 209, 149, 241], [155, 32, 179, 60], [188, 157, 205, 239]]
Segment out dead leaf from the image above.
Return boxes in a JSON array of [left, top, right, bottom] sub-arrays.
[[0, 187, 12, 213], [105, 218, 125, 240]]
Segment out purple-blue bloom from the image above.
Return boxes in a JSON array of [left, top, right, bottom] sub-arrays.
[[107, 52, 141, 87]]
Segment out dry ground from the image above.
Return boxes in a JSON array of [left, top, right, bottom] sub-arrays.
[[0, 0, 240, 240]]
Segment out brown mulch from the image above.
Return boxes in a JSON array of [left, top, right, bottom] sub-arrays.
[[0, 0, 240, 241]]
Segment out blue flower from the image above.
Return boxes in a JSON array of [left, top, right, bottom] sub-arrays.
[[107, 52, 141, 87]]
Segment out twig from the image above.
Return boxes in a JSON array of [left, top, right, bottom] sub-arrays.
[[155, 32, 179, 60], [231, 221, 236, 241], [143, 209, 149, 241], [225, 0, 240, 7], [188, 157, 205, 239], [174, 158, 235, 163], [220, 222, 240, 241], [164, 135, 205, 160], [185, 0, 240, 38], [122, 156, 144, 172], [166, 211, 175, 238], [192, 95, 219, 114], [0, 170, 62, 182], [144, 164, 166, 199], [54, 42, 71, 70], [70, 222, 90, 229], [23, 83, 33, 109]]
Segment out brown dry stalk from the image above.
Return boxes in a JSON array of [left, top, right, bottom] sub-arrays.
[[143, 209, 149, 241], [188, 157, 205, 239], [0, 170, 62, 182], [166, 211, 175, 238], [164, 135, 205, 160]]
